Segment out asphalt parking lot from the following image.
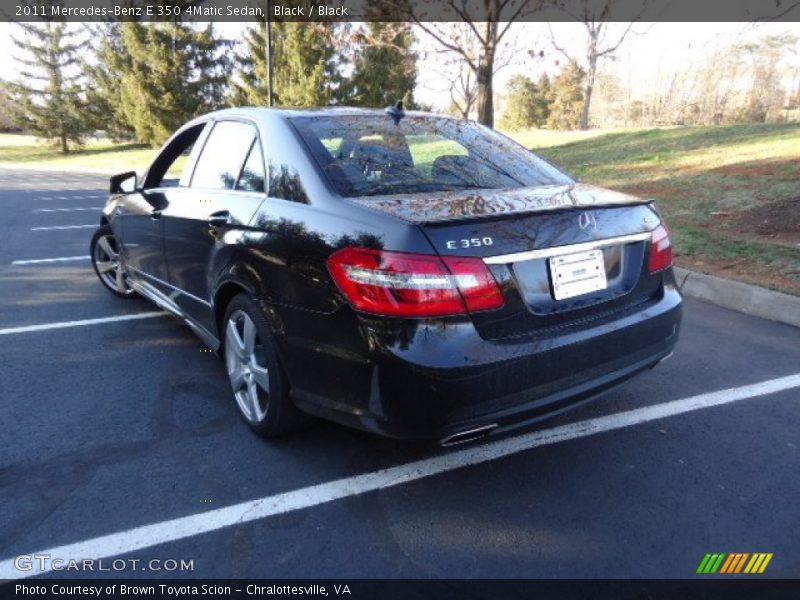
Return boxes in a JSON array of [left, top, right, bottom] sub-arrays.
[[0, 166, 799, 581]]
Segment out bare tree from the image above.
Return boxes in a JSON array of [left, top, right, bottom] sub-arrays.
[[549, 1, 642, 129], [398, 0, 541, 127], [448, 62, 479, 118]]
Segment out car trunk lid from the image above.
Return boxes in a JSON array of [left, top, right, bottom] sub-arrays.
[[351, 184, 664, 341], [347, 182, 649, 225]]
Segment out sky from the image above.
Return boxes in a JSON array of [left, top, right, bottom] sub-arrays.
[[1, 21, 797, 108]]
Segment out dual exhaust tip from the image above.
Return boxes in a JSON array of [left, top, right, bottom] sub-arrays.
[[439, 423, 498, 447]]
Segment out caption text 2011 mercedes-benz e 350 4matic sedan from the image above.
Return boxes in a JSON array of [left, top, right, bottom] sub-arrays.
[[91, 106, 681, 444]]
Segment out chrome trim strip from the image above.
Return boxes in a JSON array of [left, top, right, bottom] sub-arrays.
[[482, 231, 652, 265], [127, 266, 212, 307], [129, 277, 221, 350], [129, 279, 182, 317]]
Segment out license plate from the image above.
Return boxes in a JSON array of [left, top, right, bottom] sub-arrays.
[[549, 249, 607, 300]]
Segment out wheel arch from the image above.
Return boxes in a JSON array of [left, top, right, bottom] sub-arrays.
[[213, 280, 252, 343]]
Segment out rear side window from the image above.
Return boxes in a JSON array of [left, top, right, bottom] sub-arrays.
[[191, 121, 257, 190], [269, 163, 309, 204], [236, 141, 266, 193]]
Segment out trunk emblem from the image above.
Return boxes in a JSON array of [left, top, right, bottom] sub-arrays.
[[578, 212, 597, 231]]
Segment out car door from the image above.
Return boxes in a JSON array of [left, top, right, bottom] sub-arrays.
[[121, 122, 210, 300], [162, 119, 268, 332]]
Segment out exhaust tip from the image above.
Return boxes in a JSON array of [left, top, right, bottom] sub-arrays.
[[439, 423, 498, 447], [651, 351, 674, 369]]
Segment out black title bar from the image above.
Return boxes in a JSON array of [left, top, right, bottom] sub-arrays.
[[3, 0, 800, 23]]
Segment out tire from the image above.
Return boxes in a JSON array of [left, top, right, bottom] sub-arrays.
[[223, 294, 313, 437], [90, 225, 137, 298]]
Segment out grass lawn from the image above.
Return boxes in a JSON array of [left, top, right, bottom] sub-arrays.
[[509, 123, 800, 295], [0, 133, 158, 172], [2, 124, 798, 293]]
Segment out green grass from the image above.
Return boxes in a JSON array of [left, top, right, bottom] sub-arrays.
[[507, 123, 800, 294], [0, 133, 157, 172]]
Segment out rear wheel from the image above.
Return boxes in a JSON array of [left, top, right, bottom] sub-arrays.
[[90, 225, 136, 298], [223, 294, 312, 437]]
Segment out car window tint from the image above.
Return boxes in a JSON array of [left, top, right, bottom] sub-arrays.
[[269, 163, 309, 204], [164, 148, 192, 184], [407, 135, 469, 177], [191, 121, 256, 190], [144, 124, 206, 189], [320, 137, 344, 155], [236, 141, 266, 193], [290, 115, 573, 198]]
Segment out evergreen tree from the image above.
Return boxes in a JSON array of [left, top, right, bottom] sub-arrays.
[[272, 22, 341, 106], [499, 74, 552, 131], [0, 82, 15, 132], [547, 61, 586, 130], [533, 74, 553, 125], [229, 17, 271, 107], [83, 23, 135, 141], [7, 22, 89, 153], [348, 23, 416, 108], [499, 75, 536, 131], [232, 19, 343, 108], [117, 22, 231, 146]]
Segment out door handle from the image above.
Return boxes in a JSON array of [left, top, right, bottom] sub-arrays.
[[207, 210, 231, 228]]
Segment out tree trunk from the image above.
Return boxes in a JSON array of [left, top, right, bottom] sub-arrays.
[[476, 61, 494, 127], [580, 82, 593, 130], [476, 20, 497, 128], [60, 132, 68, 154], [580, 54, 597, 130], [580, 31, 599, 131]]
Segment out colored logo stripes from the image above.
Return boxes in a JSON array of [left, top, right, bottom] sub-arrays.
[[697, 552, 773, 574]]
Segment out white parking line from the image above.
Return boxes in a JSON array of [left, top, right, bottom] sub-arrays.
[[0, 312, 167, 336], [2, 371, 798, 580], [31, 224, 96, 231], [12, 256, 90, 265], [33, 207, 103, 212], [28, 195, 105, 201]]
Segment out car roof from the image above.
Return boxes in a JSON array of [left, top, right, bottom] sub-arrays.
[[198, 106, 461, 123]]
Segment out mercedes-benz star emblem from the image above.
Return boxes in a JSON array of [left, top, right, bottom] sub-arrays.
[[578, 212, 597, 231]]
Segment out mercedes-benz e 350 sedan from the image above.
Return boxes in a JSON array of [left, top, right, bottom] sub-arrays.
[[92, 106, 681, 444]]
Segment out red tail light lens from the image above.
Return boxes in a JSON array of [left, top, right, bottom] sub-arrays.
[[648, 224, 673, 273], [327, 247, 504, 317]]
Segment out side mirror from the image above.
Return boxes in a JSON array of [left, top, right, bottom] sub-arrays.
[[110, 171, 138, 194]]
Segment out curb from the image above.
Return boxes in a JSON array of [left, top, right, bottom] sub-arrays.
[[674, 267, 800, 329]]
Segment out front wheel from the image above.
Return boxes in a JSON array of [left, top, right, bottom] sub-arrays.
[[223, 294, 313, 437], [90, 225, 137, 298]]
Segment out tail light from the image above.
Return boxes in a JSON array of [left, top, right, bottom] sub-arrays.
[[327, 247, 504, 317], [648, 224, 673, 273]]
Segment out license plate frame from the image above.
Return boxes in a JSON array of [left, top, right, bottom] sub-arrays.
[[549, 249, 608, 301]]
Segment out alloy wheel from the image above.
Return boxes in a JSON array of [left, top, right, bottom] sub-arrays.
[[93, 233, 134, 295], [225, 309, 271, 423]]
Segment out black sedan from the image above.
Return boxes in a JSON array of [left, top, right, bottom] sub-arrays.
[[91, 106, 681, 444]]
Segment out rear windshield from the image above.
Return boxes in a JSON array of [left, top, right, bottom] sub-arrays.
[[289, 115, 572, 198]]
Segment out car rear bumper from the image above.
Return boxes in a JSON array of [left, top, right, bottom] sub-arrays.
[[288, 283, 682, 442]]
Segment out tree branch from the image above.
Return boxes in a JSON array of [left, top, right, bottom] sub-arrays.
[[412, 22, 478, 71]]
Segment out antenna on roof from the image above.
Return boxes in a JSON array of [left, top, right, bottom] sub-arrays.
[[384, 100, 405, 125]]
